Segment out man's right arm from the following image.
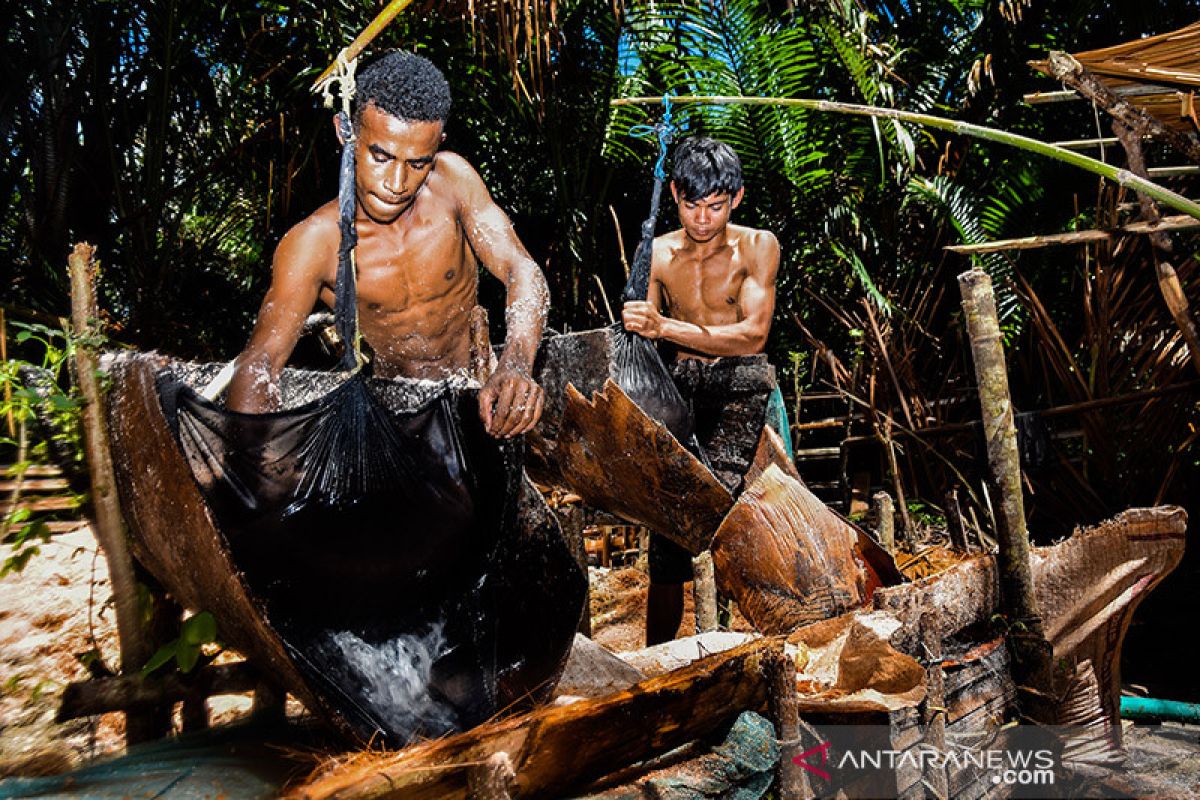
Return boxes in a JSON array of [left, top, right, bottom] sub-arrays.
[[226, 221, 329, 413]]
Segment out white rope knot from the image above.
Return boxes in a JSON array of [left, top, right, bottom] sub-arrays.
[[317, 48, 358, 120]]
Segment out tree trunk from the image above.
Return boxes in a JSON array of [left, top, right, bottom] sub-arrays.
[[957, 268, 1056, 723]]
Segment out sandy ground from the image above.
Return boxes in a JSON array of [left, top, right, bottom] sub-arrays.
[[0, 525, 123, 776]]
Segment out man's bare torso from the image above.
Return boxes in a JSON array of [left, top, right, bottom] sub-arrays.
[[304, 157, 478, 380], [653, 224, 766, 361]]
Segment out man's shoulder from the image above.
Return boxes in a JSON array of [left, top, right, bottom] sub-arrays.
[[275, 202, 338, 269], [731, 224, 778, 248], [283, 202, 339, 243]]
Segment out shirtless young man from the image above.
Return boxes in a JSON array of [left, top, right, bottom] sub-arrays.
[[622, 136, 780, 645], [227, 51, 547, 438]]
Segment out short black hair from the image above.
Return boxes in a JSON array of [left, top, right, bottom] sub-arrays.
[[671, 136, 743, 201], [354, 50, 451, 125]]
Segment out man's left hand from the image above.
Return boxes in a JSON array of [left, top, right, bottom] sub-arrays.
[[479, 366, 545, 438], [622, 301, 665, 339]]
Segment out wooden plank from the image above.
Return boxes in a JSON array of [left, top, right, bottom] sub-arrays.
[[944, 214, 1200, 254], [0, 496, 80, 513], [0, 478, 71, 492]]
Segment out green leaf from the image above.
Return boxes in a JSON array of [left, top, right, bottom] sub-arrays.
[[175, 643, 201, 673], [141, 643, 177, 677], [182, 611, 217, 646]]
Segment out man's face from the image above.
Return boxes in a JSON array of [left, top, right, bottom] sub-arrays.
[[352, 103, 444, 224], [672, 183, 744, 244]]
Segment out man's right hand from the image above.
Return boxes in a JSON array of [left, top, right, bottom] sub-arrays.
[[479, 366, 545, 438], [622, 300, 667, 339]]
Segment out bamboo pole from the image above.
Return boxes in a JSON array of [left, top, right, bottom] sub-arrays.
[[68, 243, 161, 743], [957, 268, 1056, 722], [311, 0, 419, 90], [610, 96, 1200, 220]]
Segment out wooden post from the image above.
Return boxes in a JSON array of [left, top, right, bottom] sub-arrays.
[[944, 487, 968, 552], [692, 550, 719, 633], [871, 491, 895, 554], [763, 647, 813, 800], [1112, 121, 1200, 377], [920, 609, 949, 800], [957, 268, 1056, 722], [68, 243, 163, 743]]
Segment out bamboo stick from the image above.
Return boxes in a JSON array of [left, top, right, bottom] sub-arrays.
[[610, 95, 1200, 220], [311, 0, 419, 90], [68, 243, 161, 743]]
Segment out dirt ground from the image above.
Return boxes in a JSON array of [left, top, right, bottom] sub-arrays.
[[4, 528, 1200, 797]]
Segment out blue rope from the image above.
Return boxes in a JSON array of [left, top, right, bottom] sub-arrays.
[[628, 94, 678, 179]]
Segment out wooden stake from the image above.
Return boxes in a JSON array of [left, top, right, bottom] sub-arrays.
[[68, 243, 161, 743], [919, 609, 949, 800], [872, 491, 895, 554], [692, 550, 719, 634], [763, 647, 812, 800], [957, 268, 1056, 722]]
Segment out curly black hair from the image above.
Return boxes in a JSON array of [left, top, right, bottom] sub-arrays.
[[353, 50, 451, 125], [671, 136, 743, 201]]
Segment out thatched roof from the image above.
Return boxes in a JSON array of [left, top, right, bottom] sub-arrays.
[[1030, 22, 1200, 133]]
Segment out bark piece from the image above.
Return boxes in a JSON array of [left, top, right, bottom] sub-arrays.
[[289, 638, 780, 800], [711, 465, 882, 635], [553, 379, 732, 554]]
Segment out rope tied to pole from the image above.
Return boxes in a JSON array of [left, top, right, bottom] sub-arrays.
[[623, 94, 679, 302]]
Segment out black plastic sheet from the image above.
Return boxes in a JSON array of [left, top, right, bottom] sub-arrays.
[[157, 371, 584, 746]]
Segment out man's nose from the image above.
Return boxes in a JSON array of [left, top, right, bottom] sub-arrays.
[[383, 164, 407, 196]]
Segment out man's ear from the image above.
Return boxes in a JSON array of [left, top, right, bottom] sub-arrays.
[[333, 113, 347, 146], [730, 186, 745, 209], [670, 180, 681, 204]]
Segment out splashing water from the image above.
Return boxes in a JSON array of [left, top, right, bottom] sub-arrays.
[[320, 625, 460, 739]]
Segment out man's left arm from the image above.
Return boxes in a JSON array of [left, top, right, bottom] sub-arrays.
[[625, 231, 779, 356], [449, 154, 549, 437]]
